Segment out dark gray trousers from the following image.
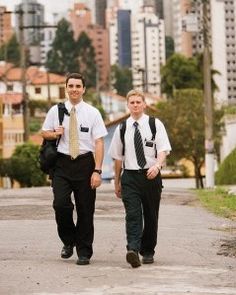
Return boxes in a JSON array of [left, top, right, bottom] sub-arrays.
[[121, 169, 162, 256]]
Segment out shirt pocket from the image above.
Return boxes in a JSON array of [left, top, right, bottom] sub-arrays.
[[144, 139, 156, 157]]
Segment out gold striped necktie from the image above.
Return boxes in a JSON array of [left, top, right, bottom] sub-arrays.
[[69, 106, 79, 159]]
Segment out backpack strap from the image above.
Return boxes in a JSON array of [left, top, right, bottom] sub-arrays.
[[149, 116, 157, 158], [120, 120, 127, 156], [56, 102, 67, 146]]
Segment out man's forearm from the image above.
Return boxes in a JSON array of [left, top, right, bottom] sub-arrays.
[[114, 159, 122, 184], [94, 138, 104, 169]]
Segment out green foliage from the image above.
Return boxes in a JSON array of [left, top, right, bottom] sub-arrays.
[[215, 148, 236, 185], [153, 89, 224, 188], [46, 19, 79, 75], [46, 20, 97, 88], [161, 53, 203, 98], [77, 32, 97, 88], [165, 36, 175, 60], [196, 187, 236, 219], [111, 65, 133, 96], [0, 34, 21, 66], [29, 117, 42, 134], [84, 89, 106, 119], [9, 143, 47, 187]]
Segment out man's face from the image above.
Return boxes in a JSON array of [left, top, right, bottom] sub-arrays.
[[127, 95, 146, 117], [66, 78, 85, 103]]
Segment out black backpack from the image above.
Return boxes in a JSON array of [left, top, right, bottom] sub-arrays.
[[119, 116, 157, 157], [39, 103, 68, 174]]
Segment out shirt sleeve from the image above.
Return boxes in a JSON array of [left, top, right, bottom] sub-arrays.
[[92, 111, 108, 139], [41, 106, 57, 131], [108, 126, 123, 161], [155, 119, 172, 154]]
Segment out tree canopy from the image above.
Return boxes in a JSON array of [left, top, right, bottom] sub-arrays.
[[161, 53, 203, 98], [111, 64, 133, 96], [46, 19, 97, 88], [153, 89, 223, 188], [0, 34, 21, 66]]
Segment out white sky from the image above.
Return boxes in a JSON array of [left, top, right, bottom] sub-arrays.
[[0, 0, 77, 23]]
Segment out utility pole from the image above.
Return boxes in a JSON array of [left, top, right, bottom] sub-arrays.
[[18, 9, 30, 142], [202, 0, 214, 188]]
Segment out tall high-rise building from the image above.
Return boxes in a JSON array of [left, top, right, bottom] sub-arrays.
[[0, 6, 13, 48], [69, 2, 110, 89], [117, 10, 131, 67], [211, 0, 236, 105], [95, 0, 107, 28], [132, 6, 165, 95], [15, 0, 44, 46], [143, 0, 164, 18]]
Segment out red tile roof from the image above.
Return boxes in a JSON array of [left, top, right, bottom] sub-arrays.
[[0, 92, 23, 104]]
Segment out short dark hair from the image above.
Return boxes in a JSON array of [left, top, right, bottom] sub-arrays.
[[65, 73, 86, 87]]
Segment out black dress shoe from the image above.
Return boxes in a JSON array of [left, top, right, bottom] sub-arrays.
[[126, 250, 141, 268], [61, 245, 74, 259], [142, 254, 154, 264], [76, 256, 90, 265]]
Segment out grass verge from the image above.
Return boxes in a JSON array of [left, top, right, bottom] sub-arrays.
[[196, 187, 236, 220]]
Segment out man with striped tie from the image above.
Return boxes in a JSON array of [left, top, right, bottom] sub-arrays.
[[108, 90, 171, 268]]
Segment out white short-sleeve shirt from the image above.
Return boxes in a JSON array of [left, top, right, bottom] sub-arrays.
[[108, 114, 171, 169], [42, 100, 108, 155]]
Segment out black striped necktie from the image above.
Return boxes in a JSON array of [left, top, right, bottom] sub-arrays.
[[133, 121, 147, 168]]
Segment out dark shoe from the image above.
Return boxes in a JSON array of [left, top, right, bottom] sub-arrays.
[[76, 256, 90, 265], [142, 254, 154, 264], [61, 244, 74, 259], [126, 250, 141, 268]]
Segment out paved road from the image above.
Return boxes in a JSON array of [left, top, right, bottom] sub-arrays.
[[0, 183, 236, 295]]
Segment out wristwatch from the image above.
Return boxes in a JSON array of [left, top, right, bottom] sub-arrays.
[[94, 169, 102, 175]]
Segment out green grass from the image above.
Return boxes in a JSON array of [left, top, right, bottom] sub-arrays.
[[196, 187, 236, 220]]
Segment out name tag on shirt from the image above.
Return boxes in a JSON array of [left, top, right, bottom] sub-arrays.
[[80, 125, 89, 132]]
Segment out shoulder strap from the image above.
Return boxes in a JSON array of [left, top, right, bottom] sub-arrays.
[[55, 103, 66, 146], [149, 117, 156, 140], [57, 102, 66, 125], [149, 116, 157, 158], [120, 120, 127, 156]]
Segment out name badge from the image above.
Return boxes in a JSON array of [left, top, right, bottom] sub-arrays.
[[80, 125, 89, 132], [145, 141, 154, 147]]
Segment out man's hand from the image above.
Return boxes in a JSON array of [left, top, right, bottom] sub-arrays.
[[115, 181, 122, 198], [91, 172, 102, 189], [146, 164, 160, 180]]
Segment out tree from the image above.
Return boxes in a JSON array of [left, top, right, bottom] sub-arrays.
[[161, 53, 203, 98], [111, 65, 133, 96], [153, 89, 223, 188], [9, 143, 47, 187], [46, 19, 79, 75], [0, 34, 21, 66], [165, 36, 175, 60], [76, 32, 97, 88]]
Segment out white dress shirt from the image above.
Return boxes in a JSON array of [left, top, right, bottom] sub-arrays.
[[108, 114, 171, 169], [42, 100, 108, 155]]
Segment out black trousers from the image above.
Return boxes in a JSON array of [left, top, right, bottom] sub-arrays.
[[121, 169, 162, 256], [52, 152, 95, 259]]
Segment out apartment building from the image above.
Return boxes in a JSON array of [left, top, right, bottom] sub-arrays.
[[0, 6, 13, 48], [69, 3, 110, 89]]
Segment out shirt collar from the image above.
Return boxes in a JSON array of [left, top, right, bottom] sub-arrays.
[[65, 99, 84, 112], [128, 113, 148, 127]]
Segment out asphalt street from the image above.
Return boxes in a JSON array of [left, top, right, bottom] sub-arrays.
[[0, 181, 236, 295]]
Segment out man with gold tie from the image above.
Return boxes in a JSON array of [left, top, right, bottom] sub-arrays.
[[108, 90, 171, 268], [41, 73, 107, 265]]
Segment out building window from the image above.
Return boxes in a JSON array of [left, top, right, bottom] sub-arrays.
[[7, 84, 13, 91], [35, 87, 41, 94]]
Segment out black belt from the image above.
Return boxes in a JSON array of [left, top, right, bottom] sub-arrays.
[[57, 151, 93, 160], [124, 169, 148, 174]]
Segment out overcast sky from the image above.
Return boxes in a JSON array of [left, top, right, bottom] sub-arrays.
[[0, 0, 76, 23]]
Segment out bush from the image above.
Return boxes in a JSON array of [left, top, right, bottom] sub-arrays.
[[215, 148, 236, 185], [9, 142, 47, 187]]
